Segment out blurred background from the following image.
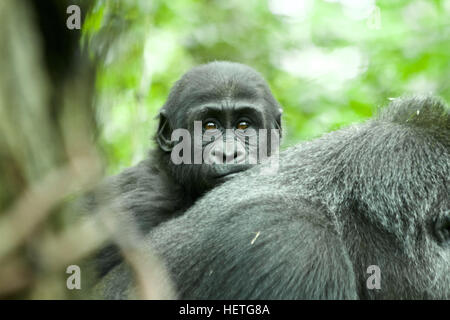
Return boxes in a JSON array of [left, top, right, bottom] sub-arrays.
[[84, 0, 450, 173], [0, 0, 449, 299]]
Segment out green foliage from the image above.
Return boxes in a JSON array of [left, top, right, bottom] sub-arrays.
[[83, 0, 450, 174]]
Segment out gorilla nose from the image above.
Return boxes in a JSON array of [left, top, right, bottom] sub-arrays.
[[210, 141, 246, 164]]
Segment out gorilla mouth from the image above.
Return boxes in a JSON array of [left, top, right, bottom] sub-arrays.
[[212, 164, 251, 181], [217, 172, 239, 181]]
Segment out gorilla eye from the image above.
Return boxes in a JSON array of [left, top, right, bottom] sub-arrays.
[[236, 121, 250, 130], [204, 122, 218, 131]]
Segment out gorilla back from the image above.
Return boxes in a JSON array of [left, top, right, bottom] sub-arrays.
[[100, 96, 449, 299]]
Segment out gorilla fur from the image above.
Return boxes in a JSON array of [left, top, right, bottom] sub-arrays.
[[96, 96, 449, 299]]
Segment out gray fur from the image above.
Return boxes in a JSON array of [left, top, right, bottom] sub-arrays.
[[98, 96, 449, 299]]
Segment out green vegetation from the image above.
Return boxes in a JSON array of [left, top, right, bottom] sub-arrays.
[[84, 0, 450, 173]]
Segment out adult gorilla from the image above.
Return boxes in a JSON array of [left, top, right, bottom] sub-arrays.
[[97, 96, 449, 299], [89, 61, 282, 276]]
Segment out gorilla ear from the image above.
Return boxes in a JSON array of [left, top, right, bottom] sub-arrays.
[[156, 110, 173, 152]]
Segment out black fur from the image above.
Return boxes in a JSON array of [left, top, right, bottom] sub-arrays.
[[97, 96, 449, 299], [88, 61, 282, 277]]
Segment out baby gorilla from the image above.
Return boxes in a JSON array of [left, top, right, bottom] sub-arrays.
[[88, 61, 283, 276]]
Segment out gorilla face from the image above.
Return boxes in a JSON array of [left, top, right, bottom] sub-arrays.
[[155, 61, 282, 196]]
